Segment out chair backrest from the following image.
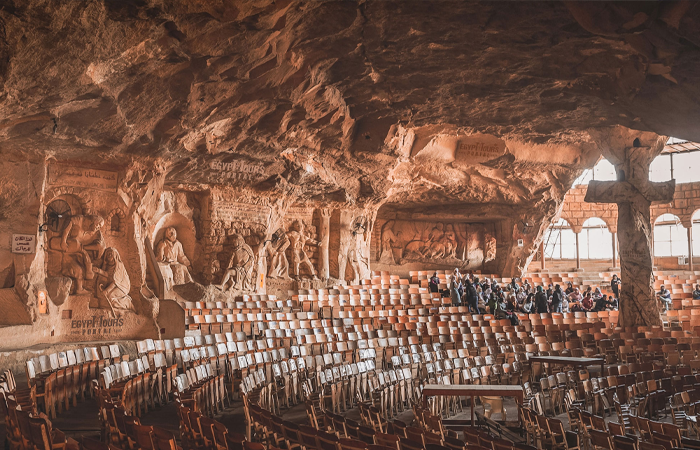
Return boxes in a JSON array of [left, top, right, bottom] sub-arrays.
[[612, 435, 637, 450], [151, 427, 178, 450], [132, 424, 155, 450], [339, 438, 368, 450], [589, 430, 612, 450], [28, 416, 52, 450]]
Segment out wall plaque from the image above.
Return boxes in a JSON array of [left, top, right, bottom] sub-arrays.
[[11, 234, 36, 253], [48, 163, 119, 192], [211, 202, 271, 224], [453, 134, 507, 165], [285, 206, 315, 221]]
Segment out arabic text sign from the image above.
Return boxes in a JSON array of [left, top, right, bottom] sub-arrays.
[[12, 234, 36, 254], [48, 163, 119, 192]]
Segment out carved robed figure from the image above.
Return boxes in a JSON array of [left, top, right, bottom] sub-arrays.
[[221, 234, 255, 291], [287, 220, 319, 280], [156, 227, 193, 288], [92, 247, 134, 313]]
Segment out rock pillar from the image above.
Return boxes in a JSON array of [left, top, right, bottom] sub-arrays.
[[319, 209, 331, 280], [584, 135, 674, 327]]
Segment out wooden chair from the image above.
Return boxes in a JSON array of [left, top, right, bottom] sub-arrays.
[[589, 430, 613, 450]]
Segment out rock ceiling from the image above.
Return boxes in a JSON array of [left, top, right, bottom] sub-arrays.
[[1, 0, 700, 210]]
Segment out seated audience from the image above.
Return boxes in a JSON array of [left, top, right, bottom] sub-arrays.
[[565, 282, 574, 295], [593, 294, 608, 312], [581, 294, 594, 312], [693, 284, 700, 300], [521, 294, 535, 313]]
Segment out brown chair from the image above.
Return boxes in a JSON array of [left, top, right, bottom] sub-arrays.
[[299, 425, 319, 450], [283, 421, 304, 450], [374, 433, 400, 450], [612, 436, 637, 450], [589, 430, 613, 450], [442, 437, 466, 450], [151, 427, 180, 450], [548, 417, 580, 450], [357, 426, 375, 446], [638, 442, 665, 450], [339, 439, 368, 450], [316, 430, 340, 450], [398, 438, 422, 450], [211, 422, 230, 450], [367, 446, 395, 450]]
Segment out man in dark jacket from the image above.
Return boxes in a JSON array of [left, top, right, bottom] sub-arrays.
[[465, 280, 479, 314], [551, 284, 563, 313], [429, 272, 440, 293], [535, 286, 548, 314]]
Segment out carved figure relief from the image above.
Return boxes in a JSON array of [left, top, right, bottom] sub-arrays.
[[92, 247, 134, 314], [48, 214, 106, 295], [220, 234, 255, 291], [379, 220, 398, 264], [287, 219, 319, 280], [265, 229, 290, 279], [340, 216, 371, 284], [377, 220, 495, 268], [156, 227, 193, 290]]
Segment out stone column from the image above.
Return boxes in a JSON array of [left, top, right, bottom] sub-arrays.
[[688, 226, 694, 272], [319, 209, 331, 280], [540, 241, 545, 270], [575, 232, 581, 270], [584, 132, 674, 327], [611, 232, 617, 268]]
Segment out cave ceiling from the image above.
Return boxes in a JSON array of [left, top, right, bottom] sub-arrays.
[[1, 0, 699, 210]]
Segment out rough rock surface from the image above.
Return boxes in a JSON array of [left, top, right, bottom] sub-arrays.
[[0, 2, 700, 339]]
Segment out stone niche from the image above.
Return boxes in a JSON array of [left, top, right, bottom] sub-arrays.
[[7, 161, 173, 347], [372, 215, 498, 276]]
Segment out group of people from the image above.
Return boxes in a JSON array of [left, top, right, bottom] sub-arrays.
[[429, 270, 621, 325], [657, 283, 700, 311]]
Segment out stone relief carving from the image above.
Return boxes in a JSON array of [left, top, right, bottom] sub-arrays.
[[264, 229, 290, 279], [339, 216, 371, 284], [379, 220, 398, 264], [220, 234, 255, 291], [156, 227, 193, 290], [287, 219, 319, 280], [377, 220, 495, 268], [92, 247, 134, 314], [48, 214, 106, 295]]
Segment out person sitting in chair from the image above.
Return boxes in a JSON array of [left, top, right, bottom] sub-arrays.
[[658, 285, 672, 311]]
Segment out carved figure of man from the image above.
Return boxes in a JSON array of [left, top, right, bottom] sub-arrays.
[[156, 227, 193, 285], [49, 214, 106, 295], [287, 220, 318, 280], [92, 247, 134, 313], [266, 231, 290, 279], [379, 221, 397, 264], [221, 234, 255, 291], [443, 225, 458, 259]]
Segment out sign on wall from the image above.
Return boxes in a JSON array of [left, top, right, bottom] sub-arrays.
[[47, 163, 119, 192], [11, 234, 36, 253]]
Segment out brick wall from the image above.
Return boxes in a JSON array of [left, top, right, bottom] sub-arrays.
[[559, 182, 700, 232]]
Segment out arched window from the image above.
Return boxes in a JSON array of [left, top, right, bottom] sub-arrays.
[[654, 213, 688, 257], [544, 218, 576, 260], [694, 211, 700, 257], [579, 217, 613, 260]]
